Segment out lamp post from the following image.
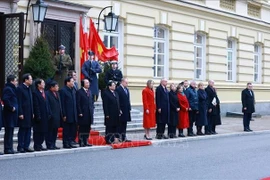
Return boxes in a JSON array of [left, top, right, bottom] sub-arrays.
[[23, 0, 48, 39], [31, 0, 48, 23], [97, 6, 119, 33]]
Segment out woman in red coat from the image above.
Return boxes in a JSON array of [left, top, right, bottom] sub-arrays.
[[142, 80, 156, 140], [177, 84, 190, 137]]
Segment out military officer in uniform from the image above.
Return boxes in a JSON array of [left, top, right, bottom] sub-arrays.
[[105, 61, 123, 86], [53, 45, 73, 88]]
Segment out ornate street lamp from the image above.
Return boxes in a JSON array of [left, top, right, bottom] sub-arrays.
[[97, 6, 119, 33], [23, 0, 48, 39], [31, 0, 48, 23]]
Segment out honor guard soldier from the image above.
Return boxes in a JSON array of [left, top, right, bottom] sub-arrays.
[[105, 61, 123, 87], [53, 45, 73, 88]]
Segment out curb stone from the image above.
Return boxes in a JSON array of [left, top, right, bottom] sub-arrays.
[[1, 130, 270, 160]]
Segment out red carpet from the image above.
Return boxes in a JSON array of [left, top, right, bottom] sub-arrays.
[[261, 177, 270, 180], [111, 141, 152, 149], [57, 128, 152, 148]]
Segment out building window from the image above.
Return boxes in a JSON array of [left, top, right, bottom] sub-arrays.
[[153, 26, 168, 78], [254, 44, 262, 83], [103, 21, 123, 70], [226, 39, 236, 81], [220, 0, 236, 11], [194, 33, 205, 80], [248, 3, 261, 18]]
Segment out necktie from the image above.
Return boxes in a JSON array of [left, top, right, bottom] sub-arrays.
[[249, 90, 252, 96], [42, 91, 46, 99], [164, 87, 167, 93], [53, 92, 57, 98], [124, 88, 128, 95], [112, 91, 116, 97], [86, 89, 90, 97]]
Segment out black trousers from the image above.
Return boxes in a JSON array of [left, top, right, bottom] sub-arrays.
[[243, 113, 252, 130], [71, 123, 78, 142], [4, 127, 14, 151], [188, 110, 198, 134], [156, 123, 166, 138], [33, 131, 46, 149], [168, 125, 176, 137], [78, 125, 91, 144], [63, 122, 77, 146], [17, 127, 31, 150], [105, 125, 117, 144], [45, 128, 58, 148], [117, 121, 127, 141]]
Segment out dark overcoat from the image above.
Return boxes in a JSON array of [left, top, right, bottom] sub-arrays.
[[60, 86, 77, 123], [102, 89, 120, 127], [169, 90, 180, 126], [196, 89, 208, 126], [17, 83, 33, 128], [32, 89, 51, 132], [185, 86, 199, 111], [115, 86, 131, 122], [241, 88, 255, 114], [0, 100, 2, 130], [81, 60, 102, 96], [105, 69, 123, 86], [76, 88, 94, 125], [155, 84, 170, 124], [46, 90, 62, 129], [2, 83, 18, 128], [205, 86, 221, 126]]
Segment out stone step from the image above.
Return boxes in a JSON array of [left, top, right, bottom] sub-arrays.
[[94, 110, 142, 116], [93, 114, 142, 122], [226, 112, 261, 118], [91, 122, 144, 131], [92, 118, 143, 125]]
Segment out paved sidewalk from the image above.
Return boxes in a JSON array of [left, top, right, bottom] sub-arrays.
[[0, 116, 269, 160]]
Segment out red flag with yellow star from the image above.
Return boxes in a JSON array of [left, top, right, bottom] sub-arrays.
[[80, 16, 88, 79], [89, 18, 118, 62]]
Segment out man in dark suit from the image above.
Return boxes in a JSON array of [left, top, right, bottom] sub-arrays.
[[2, 75, 18, 154], [102, 80, 121, 144], [115, 78, 131, 142], [241, 82, 255, 132], [105, 61, 123, 86], [76, 79, 94, 147], [205, 80, 221, 135], [155, 78, 170, 139], [68, 70, 79, 91], [185, 80, 199, 136], [46, 81, 62, 150], [17, 73, 34, 153], [60, 76, 78, 148], [0, 98, 2, 155], [82, 51, 102, 102], [32, 79, 51, 151]]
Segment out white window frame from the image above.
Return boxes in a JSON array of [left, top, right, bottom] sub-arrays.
[[253, 44, 262, 83], [194, 32, 206, 80], [103, 20, 123, 70], [226, 39, 236, 82], [153, 26, 169, 79]]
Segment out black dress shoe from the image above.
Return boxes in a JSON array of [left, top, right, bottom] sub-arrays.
[[244, 129, 250, 132], [41, 147, 47, 151], [0, 152, 4, 155], [156, 136, 162, 139], [85, 143, 93, 147], [69, 144, 77, 148], [124, 139, 132, 142], [24, 148, 34, 153], [47, 147, 55, 150], [63, 144, 72, 149], [144, 135, 152, 140], [17, 148, 25, 153], [178, 134, 185, 137], [54, 146, 60, 150], [34, 148, 42, 151], [248, 129, 253, 132], [79, 143, 85, 147], [162, 135, 168, 139], [197, 132, 204, 136]]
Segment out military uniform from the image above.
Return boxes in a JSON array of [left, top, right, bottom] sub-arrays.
[[105, 68, 123, 86], [53, 46, 72, 88]]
